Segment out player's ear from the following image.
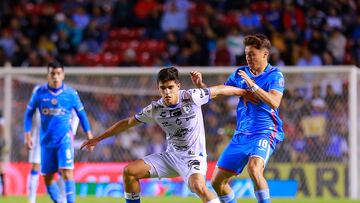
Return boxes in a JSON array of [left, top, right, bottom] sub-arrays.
[[264, 50, 269, 59]]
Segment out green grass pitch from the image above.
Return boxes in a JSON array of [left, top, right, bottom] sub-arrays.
[[2, 196, 360, 203]]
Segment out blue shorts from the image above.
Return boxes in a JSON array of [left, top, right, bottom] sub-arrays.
[[217, 133, 279, 174], [41, 142, 74, 174]]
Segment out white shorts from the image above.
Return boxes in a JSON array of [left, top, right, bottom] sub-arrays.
[[28, 129, 41, 164], [142, 151, 207, 185]]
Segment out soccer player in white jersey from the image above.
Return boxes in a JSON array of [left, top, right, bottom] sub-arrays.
[[81, 67, 256, 203], [27, 100, 79, 203]]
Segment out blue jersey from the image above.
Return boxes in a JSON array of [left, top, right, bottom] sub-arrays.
[[24, 83, 91, 148], [225, 64, 285, 141]]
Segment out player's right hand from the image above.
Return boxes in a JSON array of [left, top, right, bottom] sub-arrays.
[[80, 138, 98, 151], [24, 132, 33, 150]]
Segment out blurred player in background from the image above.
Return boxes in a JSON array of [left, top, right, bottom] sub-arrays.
[[81, 67, 256, 203], [27, 94, 79, 203], [24, 61, 93, 203], [191, 34, 285, 203], [0, 112, 6, 196]]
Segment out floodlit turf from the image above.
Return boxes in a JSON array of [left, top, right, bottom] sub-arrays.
[[2, 196, 360, 203]]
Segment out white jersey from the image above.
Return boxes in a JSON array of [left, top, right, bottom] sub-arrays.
[[135, 88, 210, 157]]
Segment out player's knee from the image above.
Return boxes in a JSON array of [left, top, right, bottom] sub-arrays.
[[123, 164, 136, 179], [211, 176, 225, 192], [247, 163, 263, 180], [189, 181, 207, 196]]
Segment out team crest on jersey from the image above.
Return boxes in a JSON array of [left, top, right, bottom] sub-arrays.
[[51, 98, 58, 105], [182, 105, 192, 114], [279, 78, 284, 87]]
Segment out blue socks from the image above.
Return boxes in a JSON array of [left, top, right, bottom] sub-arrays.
[[255, 189, 271, 203], [219, 190, 236, 203], [125, 192, 140, 203], [46, 182, 60, 203], [65, 180, 76, 203]]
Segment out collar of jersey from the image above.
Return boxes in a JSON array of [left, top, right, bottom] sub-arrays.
[[248, 63, 270, 78], [47, 83, 64, 95]]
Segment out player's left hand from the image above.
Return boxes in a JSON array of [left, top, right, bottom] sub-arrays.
[[238, 70, 255, 88], [80, 138, 98, 151]]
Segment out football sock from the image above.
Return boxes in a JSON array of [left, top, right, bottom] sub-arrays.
[[65, 180, 76, 203], [255, 189, 271, 203], [58, 175, 66, 203], [28, 170, 39, 203], [125, 192, 140, 203], [46, 182, 60, 203], [219, 190, 236, 203], [207, 198, 221, 203]]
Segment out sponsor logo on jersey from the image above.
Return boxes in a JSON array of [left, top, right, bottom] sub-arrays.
[[175, 118, 182, 125], [161, 121, 171, 127], [41, 108, 66, 116], [173, 128, 188, 138], [187, 160, 200, 170]]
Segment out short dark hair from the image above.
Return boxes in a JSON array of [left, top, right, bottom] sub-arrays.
[[157, 67, 180, 84], [243, 34, 271, 50], [47, 61, 64, 71]]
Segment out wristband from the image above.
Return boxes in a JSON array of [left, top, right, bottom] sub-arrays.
[[250, 84, 259, 92]]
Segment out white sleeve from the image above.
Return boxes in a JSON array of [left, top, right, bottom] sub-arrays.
[[134, 104, 155, 123], [187, 88, 210, 106]]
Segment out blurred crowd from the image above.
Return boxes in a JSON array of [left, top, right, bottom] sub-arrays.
[[0, 0, 354, 163], [0, 0, 360, 68]]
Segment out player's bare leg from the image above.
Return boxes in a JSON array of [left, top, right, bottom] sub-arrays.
[[44, 173, 61, 203], [188, 173, 220, 203], [0, 162, 5, 196], [248, 157, 270, 203], [211, 167, 237, 203], [123, 159, 151, 203], [59, 169, 75, 203]]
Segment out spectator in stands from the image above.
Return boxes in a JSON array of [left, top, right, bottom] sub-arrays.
[[118, 48, 138, 67], [161, 1, 188, 32], [326, 123, 349, 162], [211, 38, 235, 66], [327, 29, 347, 64], [296, 47, 322, 66], [226, 27, 245, 65]]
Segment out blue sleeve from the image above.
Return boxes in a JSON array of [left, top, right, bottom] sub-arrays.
[[77, 110, 91, 132], [269, 71, 285, 94], [73, 90, 91, 132], [24, 91, 39, 132]]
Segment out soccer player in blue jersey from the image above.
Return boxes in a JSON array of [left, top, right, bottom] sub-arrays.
[[191, 34, 284, 203], [24, 62, 94, 203]]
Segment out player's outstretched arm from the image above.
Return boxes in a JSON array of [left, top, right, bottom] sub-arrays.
[[80, 116, 141, 151], [209, 85, 245, 98], [209, 85, 259, 103]]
